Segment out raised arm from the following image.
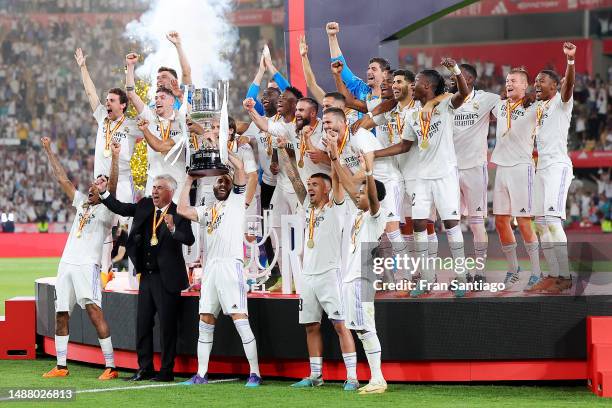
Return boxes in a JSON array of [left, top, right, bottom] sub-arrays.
[[325, 131, 359, 206], [263, 46, 290, 91], [277, 134, 307, 204], [330, 156, 344, 204], [361, 152, 380, 215], [74, 48, 101, 112], [299, 35, 326, 105], [243, 97, 270, 132], [331, 61, 367, 113], [108, 142, 120, 196], [166, 31, 192, 85], [125, 53, 145, 114], [177, 176, 199, 222], [228, 150, 246, 187], [98, 190, 137, 217], [41, 137, 75, 201], [561, 42, 576, 102], [246, 53, 266, 116], [137, 118, 175, 153], [441, 57, 469, 109]]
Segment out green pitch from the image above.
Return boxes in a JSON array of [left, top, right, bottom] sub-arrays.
[[0, 358, 607, 407]]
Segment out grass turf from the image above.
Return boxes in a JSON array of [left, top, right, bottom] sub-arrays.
[[0, 358, 607, 407]]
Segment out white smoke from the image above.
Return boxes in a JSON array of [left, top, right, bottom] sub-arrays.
[[125, 0, 237, 88]]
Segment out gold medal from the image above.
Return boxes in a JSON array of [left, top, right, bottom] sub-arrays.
[[104, 148, 111, 158], [420, 139, 429, 149], [150, 206, 169, 246], [150, 236, 158, 246], [298, 159, 304, 168], [75, 230, 82, 238], [307, 239, 314, 249]]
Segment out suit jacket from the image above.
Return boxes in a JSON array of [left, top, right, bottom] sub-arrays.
[[101, 194, 195, 293]]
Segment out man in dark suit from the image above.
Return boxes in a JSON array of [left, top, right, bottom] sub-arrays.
[[95, 174, 195, 382]]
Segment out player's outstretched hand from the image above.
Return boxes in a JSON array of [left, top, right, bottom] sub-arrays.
[[331, 60, 344, 75], [299, 35, 308, 57], [111, 142, 121, 156], [74, 48, 87, 67], [41, 136, 51, 150], [243, 98, 256, 112], [563, 42, 576, 60], [163, 214, 175, 232], [326, 21, 339, 36], [441, 57, 457, 70], [166, 31, 181, 46], [137, 118, 149, 131], [125, 52, 139, 66]]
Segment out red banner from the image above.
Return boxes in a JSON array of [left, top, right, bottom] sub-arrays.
[[399, 38, 592, 77], [449, 0, 612, 18], [569, 150, 612, 168]]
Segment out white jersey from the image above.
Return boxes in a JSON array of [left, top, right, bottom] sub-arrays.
[[139, 106, 187, 189], [267, 117, 298, 193], [402, 96, 458, 179], [61, 191, 114, 266], [534, 93, 573, 170], [92, 104, 137, 179], [340, 128, 402, 184], [301, 198, 346, 275], [452, 90, 499, 170], [243, 120, 277, 186], [373, 101, 421, 181], [196, 186, 246, 261], [491, 99, 537, 167], [229, 139, 258, 175], [344, 207, 387, 282], [294, 119, 331, 182]]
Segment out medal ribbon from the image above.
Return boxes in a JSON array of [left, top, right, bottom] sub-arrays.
[[158, 117, 173, 141], [338, 126, 349, 155], [419, 110, 432, 147], [208, 202, 223, 234], [505, 98, 523, 134], [152, 206, 170, 240], [351, 211, 365, 249], [308, 204, 324, 243], [265, 113, 282, 156], [104, 116, 125, 152], [76, 204, 94, 236]]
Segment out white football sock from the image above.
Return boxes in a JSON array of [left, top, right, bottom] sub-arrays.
[[468, 217, 488, 276], [197, 320, 215, 377], [310, 356, 323, 378], [547, 216, 570, 278], [98, 337, 115, 368], [358, 331, 384, 382], [523, 240, 541, 276], [342, 352, 357, 380], [414, 230, 432, 281], [55, 335, 69, 367], [501, 242, 519, 274], [536, 217, 558, 277], [427, 232, 438, 259], [234, 319, 260, 376], [446, 225, 465, 279]]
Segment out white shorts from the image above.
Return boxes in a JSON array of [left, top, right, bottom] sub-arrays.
[[343, 278, 377, 333], [270, 187, 299, 228], [412, 170, 460, 221], [493, 164, 534, 217], [459, 164, 488, 217], [403, 179, 436, 220], [299, 269, 344, 324], [55, 262, 102, 314], [534, 164, 573, 219], [381, 181, 403, 223], [199, 259, 248, 316]]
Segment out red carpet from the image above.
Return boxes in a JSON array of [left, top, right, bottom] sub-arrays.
[[0, 233, 68, 258]]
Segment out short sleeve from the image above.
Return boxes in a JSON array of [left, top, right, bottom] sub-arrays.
[[440, 96, 455, 112], [353, 129, 380, 154], [491, 100, 502, 118], [373, 113, 388, 126], [195, 206, 208, 226], [267, 121, 288, 138], [483, 92, 501, 112], [93, 104, 106, 124], [138, 105, 156, 123], [72, 191, 86, 208], [401, 122, 417, 141], [239, 145, 258, 174], [367, 209, 387, 240]]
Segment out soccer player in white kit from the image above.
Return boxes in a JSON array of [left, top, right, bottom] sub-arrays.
[[449, 64, 500, 284], [41, 137, 118, 380], [491, 68, 542, 290], [530, 42, 577, 293], [126, 52, 187, 203], [373, 60, 470, 297], [273, 132, 359, 391], [178, 153, 262, 387], [328, 139, 388, 394]]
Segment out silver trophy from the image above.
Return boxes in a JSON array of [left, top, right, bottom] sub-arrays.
[[187, 81, 230, 176]]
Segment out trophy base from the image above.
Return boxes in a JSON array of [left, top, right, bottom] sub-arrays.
[[188, 167, 229, 177]]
